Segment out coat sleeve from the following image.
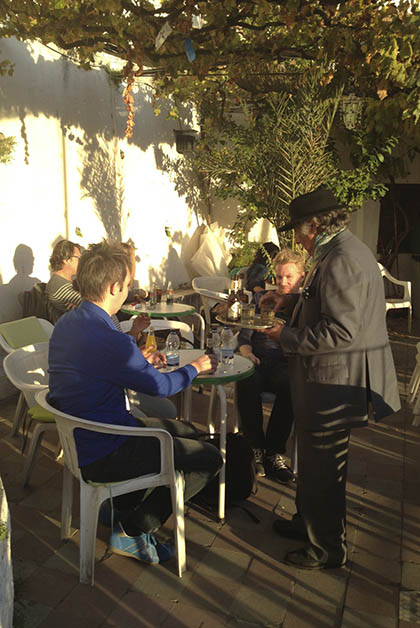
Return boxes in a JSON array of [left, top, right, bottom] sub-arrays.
[[280, 253, 366, 356]]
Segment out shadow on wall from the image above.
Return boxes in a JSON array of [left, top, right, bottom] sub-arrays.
[[0, 39, 193, 163], [0, 244, 41, 323], [158, 149, 210, 228], [79, 134, 124, 241]]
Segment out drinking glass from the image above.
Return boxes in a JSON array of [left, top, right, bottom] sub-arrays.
[[241, 303, 256, 325], [260, 305, 275, 325]]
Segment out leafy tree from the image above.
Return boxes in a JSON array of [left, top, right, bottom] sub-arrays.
[[0, 132, 15, 164], [0, 0, 419, 136]]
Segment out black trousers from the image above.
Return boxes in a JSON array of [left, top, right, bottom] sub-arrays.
[[294, 427, 350, 564], [81, 417, 223, 535], [236, 358, 294, 454]]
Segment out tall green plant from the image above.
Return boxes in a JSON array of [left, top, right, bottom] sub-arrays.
[[0, 132, 15, 164], [195, 72, 342, 244]]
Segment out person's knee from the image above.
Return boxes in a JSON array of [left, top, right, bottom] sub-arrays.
[[202, 441, 223, 473]]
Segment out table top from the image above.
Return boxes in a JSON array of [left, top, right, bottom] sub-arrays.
[[121, 302, 196, 318], [163, 349, 255, 385]]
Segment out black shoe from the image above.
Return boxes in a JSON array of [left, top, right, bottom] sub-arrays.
[[265, 453, 293, 483], [252, 448, 266, 477], [272, 518, 308, 541], [285, 547, 346, 570]]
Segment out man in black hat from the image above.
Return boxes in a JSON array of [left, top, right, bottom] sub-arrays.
[[263, 186, 400, 569]]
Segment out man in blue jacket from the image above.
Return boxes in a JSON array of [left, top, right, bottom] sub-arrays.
[[49, 241, 222, 564]]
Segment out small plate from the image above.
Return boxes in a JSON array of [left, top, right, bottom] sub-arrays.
[[215, 315, 277, 330]]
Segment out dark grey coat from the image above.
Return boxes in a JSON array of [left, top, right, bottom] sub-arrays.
[[280, 229, 400, 431]]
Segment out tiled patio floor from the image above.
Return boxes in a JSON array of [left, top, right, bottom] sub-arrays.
[[1, 313, 420, 627]]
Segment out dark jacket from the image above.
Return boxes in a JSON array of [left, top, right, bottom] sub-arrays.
[[280, 229, 400, 431]]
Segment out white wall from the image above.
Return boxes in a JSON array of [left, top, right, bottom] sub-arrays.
[[0, 39, 210, 324]]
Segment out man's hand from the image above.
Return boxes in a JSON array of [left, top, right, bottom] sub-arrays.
[[191, 353, 218, 375], [129, 313, 151, 340], [261, 320, 286, 343], [258, 291, 287, 312], [146, 351, 167, 368], [239, 344, 260, 365], [132, 289, 147, 302]]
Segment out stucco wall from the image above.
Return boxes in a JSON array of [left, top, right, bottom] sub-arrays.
[[0, 39, 213, 324]]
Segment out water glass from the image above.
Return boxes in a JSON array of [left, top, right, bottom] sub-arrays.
[[260, 305, 275, 325], [241, 303, 256, 325]]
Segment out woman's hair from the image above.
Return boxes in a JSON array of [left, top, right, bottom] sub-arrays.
[[251, 242, 280, 267], [77, 241, 130, 302], [49, 240, 80, 271], [300, 210, 350, 236], [272, 248, 305, 273]]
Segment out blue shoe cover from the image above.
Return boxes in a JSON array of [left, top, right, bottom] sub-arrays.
[[110, 523, 159, 564]]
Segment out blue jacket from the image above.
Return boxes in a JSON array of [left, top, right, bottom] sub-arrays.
[[48, 300, 197, 466]]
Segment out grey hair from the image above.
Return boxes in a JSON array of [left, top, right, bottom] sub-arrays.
[[300, 210, 350, 236]]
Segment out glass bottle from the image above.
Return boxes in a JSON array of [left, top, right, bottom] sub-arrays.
[[145, 326, 157, 352], [227, 279, 241, 322], [165, 330, 180, 367], [166, 281, 174, 306]]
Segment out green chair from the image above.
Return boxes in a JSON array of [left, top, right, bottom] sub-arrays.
[[0, 317, 54, 436]]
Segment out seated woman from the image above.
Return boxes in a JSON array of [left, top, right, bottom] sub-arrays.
[[46, 239, 177, 420], [246, 242, 279, 294], [236, 248, 305, 481]]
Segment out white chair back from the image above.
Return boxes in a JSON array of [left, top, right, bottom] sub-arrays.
[[378, 262, 412, 332], [192, 276, 231, 328], [3, 343, 49, 407], [120, 318, 194, 347]]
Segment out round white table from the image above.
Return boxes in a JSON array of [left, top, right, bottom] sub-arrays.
[[166, 349, 254, 521]]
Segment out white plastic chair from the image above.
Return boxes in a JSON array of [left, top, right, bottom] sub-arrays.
[[0, 317, 54, 354], [123, 318, 195, 347], [378, 263, 412, 333], [408, 346, 420, 405], [0, 317, 54, 436], [3, 343, 55, 485], [192, 276, 232, 329], [35, 388, 186, 585], [413, 389, 420, 427]]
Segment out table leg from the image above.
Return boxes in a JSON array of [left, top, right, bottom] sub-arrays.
[[216, 384, 227, 522], [181, 385, 192, 422]]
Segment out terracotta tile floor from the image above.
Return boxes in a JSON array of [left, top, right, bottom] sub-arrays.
[[2, 312, 420, 627]]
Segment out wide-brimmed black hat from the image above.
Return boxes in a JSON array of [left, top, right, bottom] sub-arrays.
[[279, 187, 346, 232]]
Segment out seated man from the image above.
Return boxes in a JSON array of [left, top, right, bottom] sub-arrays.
[[45, 239, 83, 323], [48, 241, 222, 564], [236, 249, 305, 481], [46, 238, 176, 420]]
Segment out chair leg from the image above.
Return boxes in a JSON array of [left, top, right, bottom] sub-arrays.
[[79, 485, 101, 585], [61, 466, 74, 539], [408, 306, 413, 334], [413, 392, 420, 428], [291, 427, 298, 476], [22, 423, 45, 486], [11, 392, 26, 437], [171, 471, 186, 577]]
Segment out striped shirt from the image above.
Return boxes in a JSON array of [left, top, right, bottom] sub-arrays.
[[45, 274, 121, 330]]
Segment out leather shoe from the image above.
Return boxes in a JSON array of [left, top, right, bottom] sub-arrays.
[[285, 547, 346, 570], [272, 518, 308, 541]]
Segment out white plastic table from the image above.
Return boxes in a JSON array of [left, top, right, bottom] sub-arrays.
[[121, 302, 205, 349], [168, 349, 254, 521]]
